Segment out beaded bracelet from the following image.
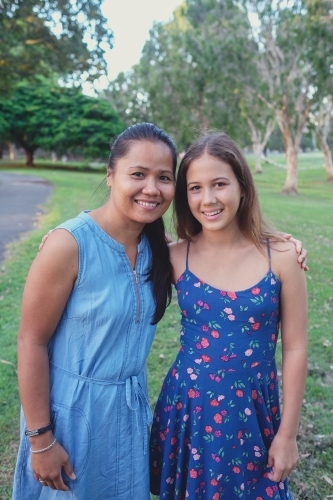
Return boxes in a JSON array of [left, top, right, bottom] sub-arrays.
[[30, 438, 57, 454]]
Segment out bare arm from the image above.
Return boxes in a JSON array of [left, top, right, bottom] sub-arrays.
[[18, 229, 78, 490], [268, 243, 308, 482]]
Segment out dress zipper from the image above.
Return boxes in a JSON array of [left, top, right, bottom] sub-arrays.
[[133, 269, 141, 323]]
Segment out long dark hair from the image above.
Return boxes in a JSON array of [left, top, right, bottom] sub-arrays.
[[108, 123, 177, 324], [175, 132, 279, 248]]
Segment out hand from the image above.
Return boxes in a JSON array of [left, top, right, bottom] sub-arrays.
[[266, 434, 298, 483], [280, 233, 309, 271], [32, 441, 76, 490], [38, 230, 54, 253]]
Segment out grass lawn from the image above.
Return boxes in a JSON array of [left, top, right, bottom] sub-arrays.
[[0, 158, 332, 499]]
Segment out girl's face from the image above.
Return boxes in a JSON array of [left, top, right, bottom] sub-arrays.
[[108, 140, 175, 226], [186, 153, 243, 233]]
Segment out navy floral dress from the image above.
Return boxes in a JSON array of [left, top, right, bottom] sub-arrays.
[[150, 242, 292, 499]]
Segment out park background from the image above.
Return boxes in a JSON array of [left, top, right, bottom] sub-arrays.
[[0, 0, 333, 498]]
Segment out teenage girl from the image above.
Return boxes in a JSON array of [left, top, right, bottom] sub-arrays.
[[150, 132, 307, 500]]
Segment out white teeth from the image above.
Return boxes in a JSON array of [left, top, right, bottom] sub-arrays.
[[136, 201, 158, 207], [203, 209, 222, 216]]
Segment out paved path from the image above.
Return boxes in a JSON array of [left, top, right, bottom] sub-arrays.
[[0, 172, 53, 263]]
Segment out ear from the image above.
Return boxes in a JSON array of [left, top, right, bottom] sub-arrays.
[[106, 168, 112, 187]]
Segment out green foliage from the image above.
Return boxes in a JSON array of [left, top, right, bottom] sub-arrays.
[[0, 79, 125, 165], [0, 0, 113, 95]]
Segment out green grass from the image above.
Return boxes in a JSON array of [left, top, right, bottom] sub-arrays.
[[0, 159, 332, 499]]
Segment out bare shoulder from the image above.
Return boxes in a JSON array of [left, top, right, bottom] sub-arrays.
[[168, 240, 188, 281], [32, 228, 78, 276], [270, 240, 303, 281]]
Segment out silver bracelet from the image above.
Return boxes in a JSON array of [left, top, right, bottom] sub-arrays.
[[30, 438, 57, 454]]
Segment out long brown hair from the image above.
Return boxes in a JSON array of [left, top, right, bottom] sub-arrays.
[[175, 132, 280, 249]]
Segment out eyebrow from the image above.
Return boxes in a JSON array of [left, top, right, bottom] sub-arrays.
[[187, 176, 229, 186], [128, 166, 174, 174]]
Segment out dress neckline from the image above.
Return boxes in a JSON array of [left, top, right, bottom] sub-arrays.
[[176, 268, 280, 294]]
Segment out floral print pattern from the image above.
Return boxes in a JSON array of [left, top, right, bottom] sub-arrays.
[[150, 257, 292, 499]]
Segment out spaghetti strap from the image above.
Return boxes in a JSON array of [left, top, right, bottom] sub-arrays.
[[266, 238, 272, 272], [186, 241, 190, 271]]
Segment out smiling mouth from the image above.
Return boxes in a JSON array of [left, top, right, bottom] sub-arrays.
[[202, 209, 222, 216], [135, 200, 160, 208]]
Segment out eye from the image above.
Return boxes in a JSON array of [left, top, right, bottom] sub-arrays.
[[160, 175, 173, 182], [188, 185, 201, 191], [132, 172, 145, 178], [215, 181, 227, 187]]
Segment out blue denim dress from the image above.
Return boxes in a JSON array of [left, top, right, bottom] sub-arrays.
[[13, 212, 156, 500]]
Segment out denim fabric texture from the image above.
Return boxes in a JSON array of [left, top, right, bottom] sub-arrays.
[[13, 212, 156, 500]]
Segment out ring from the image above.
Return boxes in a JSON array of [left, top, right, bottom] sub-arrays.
[[39, 479, 47, 484]]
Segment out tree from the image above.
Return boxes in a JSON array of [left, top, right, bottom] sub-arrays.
[[313, 97, 333, 181], [0, 0, 113, 95], [0, 79, 125, 165], [244, 0, 333, 193]]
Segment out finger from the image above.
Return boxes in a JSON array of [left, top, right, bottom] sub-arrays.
[[282, 233, 292, 240], [268, 467, 284, 482], [63, 458, 76, 481], [52, 475, 69, 491]]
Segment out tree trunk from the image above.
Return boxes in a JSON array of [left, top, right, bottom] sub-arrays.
[[253, 141, 263, 173], [282, 143, 298, 194], [8, 142, 15, 160], [25, 150, 34, 166], [318, 135, 333, 181]]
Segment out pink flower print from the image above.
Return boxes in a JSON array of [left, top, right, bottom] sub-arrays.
[[210, 399, 220, 406], [193, 454, 200, 460], [203, 302, 210, 310], [247, 462, 255, 471], [213, 493, 220, 500], [220, 355, 229, 362], [264, 428, 271, 436], [256, 497, 264, 500], [230, 353, 237, 358], [189, 469, 198, 478], [211, 330, 220, 338], [257, 371, 261, 379], [271, 406, 278, 414], [224, 307, 233, 314], [221, 409, 228, 416], [182, 310, 187, 316], [194, 358, 202, 364], [200, 337, 209, 348], [190, 373, 198, 380], [195, 343, 202, 350], [187, 367, 193, 374], [209, 373, 215, 380], [238, 430, 243, 439], [183, 414, 189, 422], [171, 437, 177, 445], [279, 482, 285, 489], [233, 466, 241, 473], [211, 453, 221, 462], [159, 432, 165, 441], [197, 300, 204, 306], [188, 389, 197, 398], [251, 287, 260, 295], [195, 391, 200, 397], [270, 370, 275, 379], [252, 322, 260, 331], [269, 383, 275, 390], [266, 486, 274, 497], [220, 290, 227, 296], [271, 333, 276, 341], [236, 389, 244, 397], [227, 291, 237, 300], [218, 395, 225, 401], [214, 413, 223, 424], [168, 452, 175, 459], [201, 355, 211, 363], [271, 277, 276, 285], [166, 476, 175, 484], [211, 478, 218, 486], [215, 376, 221, 382], [248, 316, 255, 323], [244, 408, 252, 416], [272, 296, 277, 303], [191, 447, 198, 454], [202, 324, 209, 332], [251, 361, 259, 368], [205, 425, 213, 433], [214, 430, 222, 437], [244, 349, 253, 356], [228, 314, 235, 321], [194, 281, 201, 287], [252, 389, 258, 400], [176, 402, 182, 410]]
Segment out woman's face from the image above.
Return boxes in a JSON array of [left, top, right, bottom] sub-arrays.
[[108, 140, 175, 226], [186, 153, 243, 233]]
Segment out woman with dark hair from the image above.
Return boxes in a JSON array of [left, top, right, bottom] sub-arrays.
[[13, 123, 177, 500], [150, 132, 307, 499]]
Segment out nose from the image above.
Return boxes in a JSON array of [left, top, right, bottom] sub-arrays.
[[141, 177, 160, 196], [202, 187, 216, 205]]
